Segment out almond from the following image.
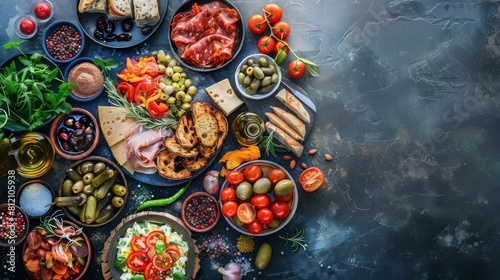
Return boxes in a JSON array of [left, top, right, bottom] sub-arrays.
[[289, 160, 296, 169], [325, 153, 332, 161], [308, 149, 318, 155], [300, 163, 307, 169], [283, 155, 292, 161]]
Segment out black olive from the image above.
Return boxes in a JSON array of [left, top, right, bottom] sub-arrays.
[[104, 34, 116, 42], [79, 116, 89, 126], [85, 134, 95, 144], [96, 16, 106, 31], [122, 18, 133, 32], [141, 26, 152, 35], [105, 20, 115, 34], [58, 127, 68, 134], [94, 29, 104, 40], [116, 33, 132, 42]]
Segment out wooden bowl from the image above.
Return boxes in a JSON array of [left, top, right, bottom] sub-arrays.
[[181, 191, 220, 233], [0, 204, 29, 248]]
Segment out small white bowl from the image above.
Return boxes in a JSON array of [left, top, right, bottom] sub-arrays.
[[234, 53, 281, 100]]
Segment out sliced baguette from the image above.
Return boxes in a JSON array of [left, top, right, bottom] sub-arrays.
[[175, 112, 198, 149], [157, 150, 191, 180], [194, 112, 219, 148], [270, 106, 306, 138], [265, 122, 304, 157], [265, 112, 304, 142], [181, 155, 208, 172], [108, 0, 132, 18], [81, 0, 107, 13], [78, 0, 97, 13], [275, 88, 311, 123], [133, 0, 160, 27], [164, 136, 199, 158]]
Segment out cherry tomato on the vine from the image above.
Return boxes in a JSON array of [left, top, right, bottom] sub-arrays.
[[263, 3, 283, 24], [220, 187, 237, 203], [222, 201, 238, 218], [243, 165, 263, 183], [274, 40, 290, 55], [248, 14, 267, 34], [288, 59, 307, 78], [257, 36, 276, 54], [247, 220, 264, 234], [272, 21, 290, 40]]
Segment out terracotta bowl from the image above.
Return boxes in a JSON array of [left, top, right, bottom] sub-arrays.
[[16, 180, 55, 219], [0, 204, 29, 248], [22, 219, 91, 280], [59, 156, 128, 227], [181, 191, 220, 233], [49, 107, 100, 161]]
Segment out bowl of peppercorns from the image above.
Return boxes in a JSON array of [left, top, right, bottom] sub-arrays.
[[49, 107, 100, 160], [181, 191, 220, 233], [42, 20, 85, 64], [0, 204, 29, 248]]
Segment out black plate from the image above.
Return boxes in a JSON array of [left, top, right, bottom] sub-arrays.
[[106, 213, 196, 279], [77, 0, 168, 48], [168, 0, 244, 72]]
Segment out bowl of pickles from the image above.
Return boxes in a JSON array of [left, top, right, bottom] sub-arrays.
[[56, 156, 128, 227]]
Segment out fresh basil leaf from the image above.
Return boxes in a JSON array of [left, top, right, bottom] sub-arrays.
[[2, 40, 23, 50], [173, 272, 188, 280], [130, 275, 145, 280], [156, 239, 166, 254], [114, 256, 126, 270]]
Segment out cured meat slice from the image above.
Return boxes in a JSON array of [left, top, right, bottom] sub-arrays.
[[171, 9, 209, 51], [181, 34, 234, 68]]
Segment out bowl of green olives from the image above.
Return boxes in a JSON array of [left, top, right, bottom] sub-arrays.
[[57, 156, 128, 227], [234, 54, 281, 100]]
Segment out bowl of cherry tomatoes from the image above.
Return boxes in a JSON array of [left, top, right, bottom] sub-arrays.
[[219, 160, 298, 236]]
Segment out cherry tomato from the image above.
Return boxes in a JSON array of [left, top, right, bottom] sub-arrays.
[[267, 168, 287, 185], [226, 170, 244, 186], [270, 200, 290, 219], [237, 202, 257, 224], [34, 2, 51, 20], [166, 245, 181, 261], [257, 208, 274, 225], [144, 262, 162, 280], [247, 220, 264, 234], [288, 60, 307, 78], [243, 164, 263, 183], [257, 36, 276, 55], [263, 3, 283, 24], [222, 201, 238, 218], [19, 18, 36, 35], [248, 14, 267, 34], [130, 235, 148, 252], [220, 187, 237, 203], [251, 194, 271, 209], [146, 230, 167, 248], [126, 251, 149, 272], [274, 40, 290, 55], [274, 191, 293, 202], [272, 21, 290, 40], [153, 252, 173, 271], [299, 167, 325, 192]]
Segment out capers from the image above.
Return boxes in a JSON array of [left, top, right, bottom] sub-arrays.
[[238, 56, 279, 95]]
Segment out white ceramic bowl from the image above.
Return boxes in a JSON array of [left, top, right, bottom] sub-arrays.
[[234, 53, 281, 100]]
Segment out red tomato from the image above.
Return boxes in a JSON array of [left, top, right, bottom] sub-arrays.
[[270, 200, 290, 219], [299, 167, 325, 192], [257, 208, 274, 225], [263, 3, 283, 24], [153, 252, 173, 271], [272, 21, 290, 40], [146, 230, 167, 248], [274, 191, 293, 202], [247, 220, 264, 234], [226, 170, 244, 185], [144, 262, 162, 280], [274, 40, 290, 55], [243, 165, 263, 183], [248, 14, 267, 34], [251, 194, 271, 209], [166, 245, 181, 261], [288, 60, 307, 78], [126, 251, 149, 272], [220, 187, 237, 203], [130, 236, 148, 252], [257, 36, 276, 54], [237, 203, 257, 224], [222, 201, 238, 218], [34, 2, 51, 20], [19, 18, 36, 35], [267, 168, 287, 185]]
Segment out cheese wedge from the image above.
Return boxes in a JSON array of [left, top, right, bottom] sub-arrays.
[[204, 78, 244, 116], [98, 106, 136, 147], [110, 139, 128, 166]]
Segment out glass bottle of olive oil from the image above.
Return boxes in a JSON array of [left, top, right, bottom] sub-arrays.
[[10, 132, 54, 178], [231, 111, 265, 146]]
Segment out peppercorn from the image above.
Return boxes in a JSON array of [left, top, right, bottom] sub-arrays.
[[184, 195, 218, 230]]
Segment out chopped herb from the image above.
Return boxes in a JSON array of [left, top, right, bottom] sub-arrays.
[[279, 228, 307, 252]]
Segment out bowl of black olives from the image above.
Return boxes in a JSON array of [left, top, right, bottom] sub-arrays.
[[49, 108, 100, 160]]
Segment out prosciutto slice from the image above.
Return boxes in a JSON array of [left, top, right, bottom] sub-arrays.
[[170, 1, 239, 68], [124, 122, 169, 174]]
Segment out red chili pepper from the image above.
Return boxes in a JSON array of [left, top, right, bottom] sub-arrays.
[[147, 101, 169, 119], [116, 82, 136, 103]]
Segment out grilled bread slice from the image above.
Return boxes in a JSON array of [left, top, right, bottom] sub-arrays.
[[164, 136, 199, 158], [181, 155, 208, 172], [108, 0, 132, 19], [157, 150, 191, 180], [191, 101, 228, 149], [175, 112, 198, 149], [132, 0, 160, 27], [194, 112, 219, 148]]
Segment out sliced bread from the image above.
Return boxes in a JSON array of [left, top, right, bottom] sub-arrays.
[[85, 0, 107, 13], [157, 150, 191, 180], [275, 88, 311, 123], [270, 106, 306, 138], [265, 122, 304, 157], [175, 112, 198, 149], [164, 136, 199, 158], [194, 112, 219, 148], [132, 0, 160, 27], [265, 112, 304, 142], [108, 0, 132, 19]]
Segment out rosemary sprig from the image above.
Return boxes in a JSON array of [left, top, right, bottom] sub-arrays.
[[104, 78, 178, 131], [36, 210, 83, 246], [279, 228, 307, 252], [258, 130, 283, 157]]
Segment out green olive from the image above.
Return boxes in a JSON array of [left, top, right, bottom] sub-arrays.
[[112, 184, 127, 197], [82, 173, 94, 185], [236, 181, 253, 200], [258, 56, 269, 67], [246, 66, 254, 76], [274, 179, 295, 196], [111, 196, 125, 208], [253, 178, 271, 194], [187, 85, 197, 96], [175, 91, 186, 101]]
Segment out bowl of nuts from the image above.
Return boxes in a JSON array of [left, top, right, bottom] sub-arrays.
[[234, 54, 281, 100], [42, 20, 85, 64], [49, 108, 100, 161]]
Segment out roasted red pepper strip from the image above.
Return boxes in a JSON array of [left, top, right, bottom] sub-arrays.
[[116, 82, 136, 103], [147, 101, 169, 119], [135, 75, 156, 98]]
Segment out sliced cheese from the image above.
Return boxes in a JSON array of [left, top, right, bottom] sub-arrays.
[[204, 78, 244, 116], [98, 106, 137, 146], [110, 139, 128, 166]]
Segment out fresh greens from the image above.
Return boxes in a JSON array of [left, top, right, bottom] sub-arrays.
[[258, 130, 283, 157], [279, 228, 307, 252], [114, 256, 126, 270], [93, 57, 119, 78], [0, 40, 73, 131]]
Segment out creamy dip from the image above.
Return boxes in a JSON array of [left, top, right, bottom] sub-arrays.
[[67, 62, 104, 99]]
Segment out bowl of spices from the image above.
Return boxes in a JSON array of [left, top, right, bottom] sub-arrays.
[[64, 57, 104, 102], [42, 20, 85, 64], [49, 108, 100, 160], [17, 180, 55, 219], [0, 204, 29, 248], [181, 191, 220, 233]]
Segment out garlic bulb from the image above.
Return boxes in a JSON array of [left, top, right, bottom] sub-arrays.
[[218, 262, 241, 280]]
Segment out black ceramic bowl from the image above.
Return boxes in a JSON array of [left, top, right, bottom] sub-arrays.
[[168, 0, 244, 72]]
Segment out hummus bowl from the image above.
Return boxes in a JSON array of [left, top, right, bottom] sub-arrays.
[[64, 57, 105, 102]]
